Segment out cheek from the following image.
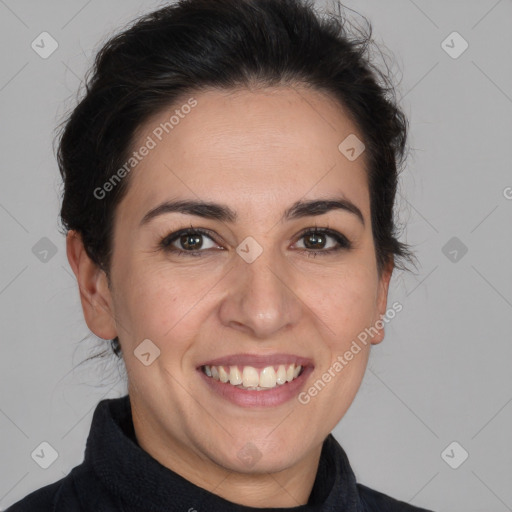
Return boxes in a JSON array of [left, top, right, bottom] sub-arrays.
[[111, 265, 170, 339], [304, 276, 375, 416], [113, 262, 220, 345], [306, 268, 378, 344]]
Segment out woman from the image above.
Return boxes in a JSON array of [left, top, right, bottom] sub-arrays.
[[7, 0, 433, 510]]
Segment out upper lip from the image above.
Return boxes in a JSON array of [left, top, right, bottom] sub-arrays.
[[198, 353, 313, 369]]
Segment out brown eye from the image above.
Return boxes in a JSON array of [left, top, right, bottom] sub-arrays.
[[160, 228, 220, 254], [295, 229, 350, 253], [303, 232, 328, 250], [179, 233, 204, 250]]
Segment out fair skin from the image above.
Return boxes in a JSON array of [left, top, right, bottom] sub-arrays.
[[67, 86, 393, 507]]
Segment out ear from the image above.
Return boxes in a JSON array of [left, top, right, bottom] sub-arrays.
[[66, 230, 118, 340], [370, 258, 394, 345]]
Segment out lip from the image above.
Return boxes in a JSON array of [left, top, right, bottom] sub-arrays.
[[197, 352, 313, 369], [197, 353, 314, 408]]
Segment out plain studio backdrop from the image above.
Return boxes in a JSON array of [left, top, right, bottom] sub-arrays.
[[0, 1, 511, 511]]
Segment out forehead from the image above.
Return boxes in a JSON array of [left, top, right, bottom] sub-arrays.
[[118, 86, 369, 223]]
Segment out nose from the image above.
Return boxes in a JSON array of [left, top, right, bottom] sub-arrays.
[[217, 249, 303, 339]]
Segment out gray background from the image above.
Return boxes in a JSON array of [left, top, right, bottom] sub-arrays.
[[0, 1, 511, 510]]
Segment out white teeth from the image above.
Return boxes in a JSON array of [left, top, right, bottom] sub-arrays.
[[276, 364, 287, 385], [259, 366, 277, 388], [242, 366, 259, 387], [218, 366, 229, 383], [229, 365, 242, 385], [203, 363, 303, 390]]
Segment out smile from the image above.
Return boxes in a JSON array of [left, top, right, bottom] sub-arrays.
[[201, 363, 303, 390]]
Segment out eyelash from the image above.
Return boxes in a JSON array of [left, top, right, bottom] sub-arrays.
[[159, 226, 352, 258]]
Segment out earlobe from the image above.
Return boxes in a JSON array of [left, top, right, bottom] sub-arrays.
[[66, 230, 118, 340]]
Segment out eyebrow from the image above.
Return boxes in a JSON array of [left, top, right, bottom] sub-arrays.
[[139, 196, 365, 227]]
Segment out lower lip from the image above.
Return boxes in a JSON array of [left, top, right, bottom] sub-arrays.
[[198, 366, 313, 408]]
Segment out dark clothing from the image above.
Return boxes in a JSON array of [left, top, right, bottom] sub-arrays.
[[7, 395, 434, 511]]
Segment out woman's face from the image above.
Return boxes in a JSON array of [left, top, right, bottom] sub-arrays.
[[83, 87, 392, 477]]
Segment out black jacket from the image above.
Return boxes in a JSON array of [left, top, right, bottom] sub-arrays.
[[6, 395, 435, 511]]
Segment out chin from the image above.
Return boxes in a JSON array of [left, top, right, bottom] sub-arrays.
[[206, 429, 313, 475]]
